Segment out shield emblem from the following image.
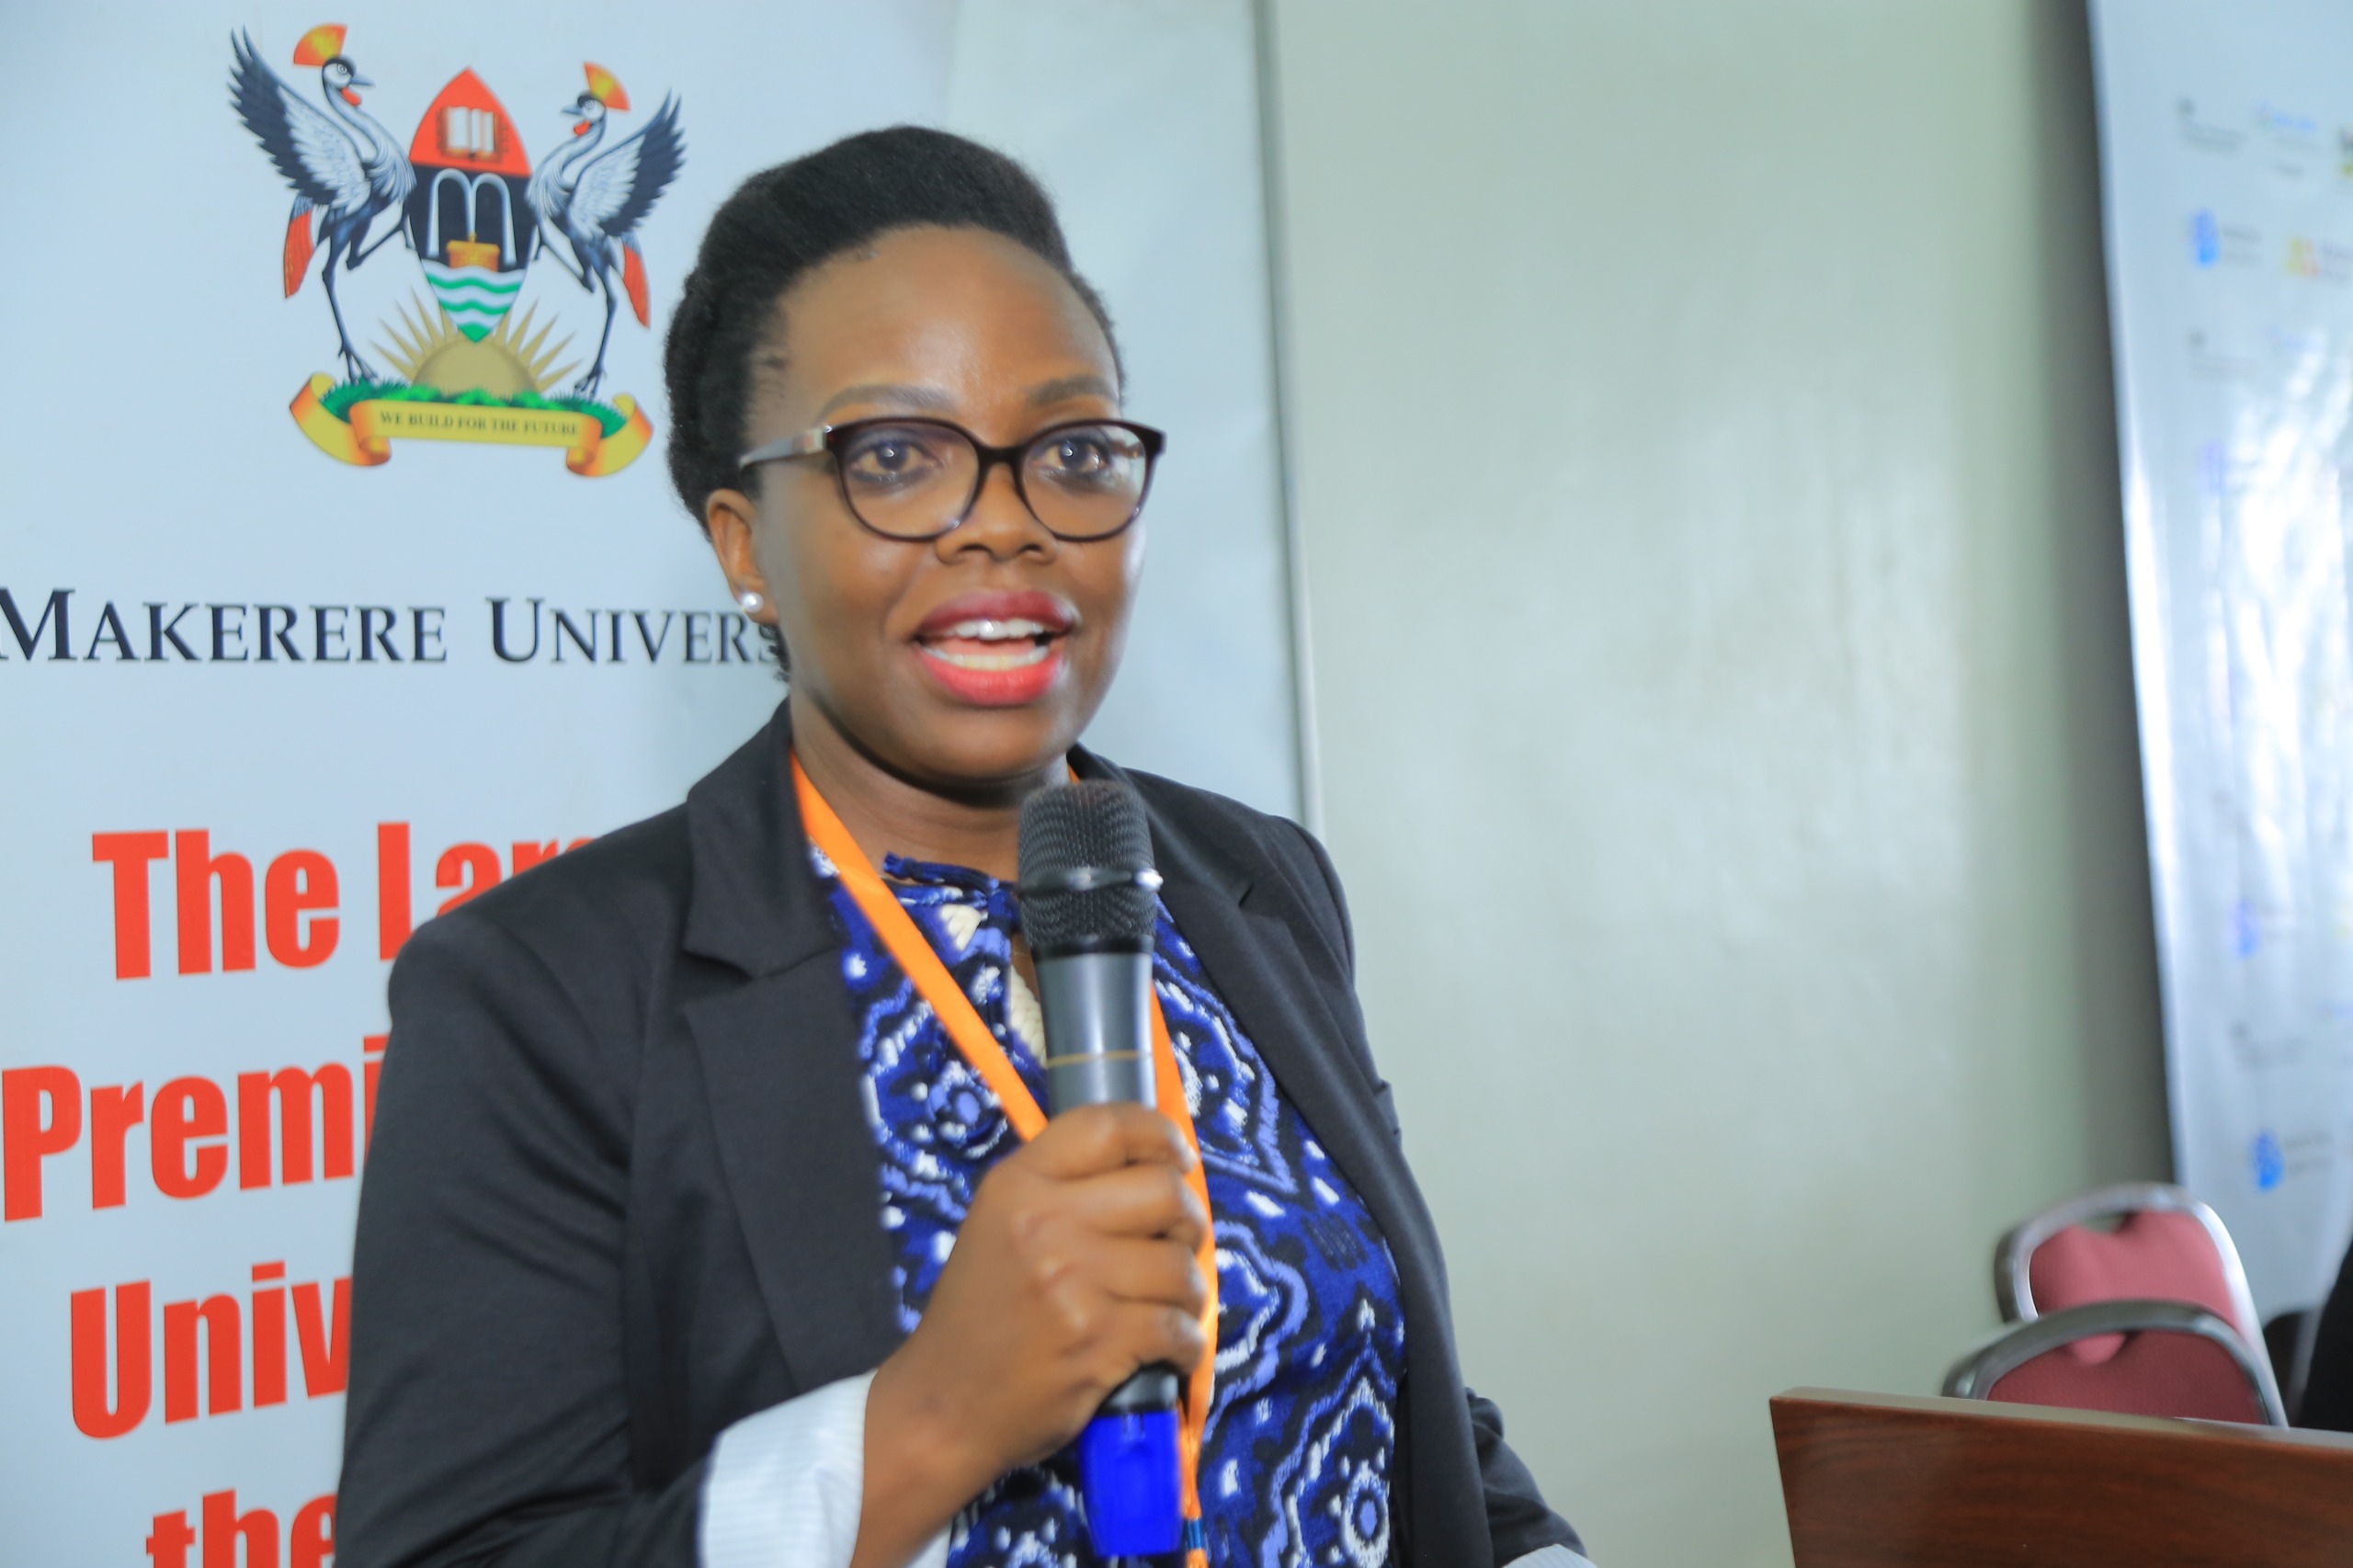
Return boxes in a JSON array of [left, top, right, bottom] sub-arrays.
[[403, 71, 534, 342]]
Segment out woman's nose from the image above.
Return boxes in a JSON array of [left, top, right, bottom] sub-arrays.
[[938, 460, 1055, 561]]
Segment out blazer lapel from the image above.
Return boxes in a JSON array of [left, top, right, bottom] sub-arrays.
[[680, 708, 904, 1391], [686, 964, 904, 1389]]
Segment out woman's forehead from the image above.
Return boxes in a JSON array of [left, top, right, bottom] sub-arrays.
[[807, 374, 1119, 423], [759, 229, 1118, 416]]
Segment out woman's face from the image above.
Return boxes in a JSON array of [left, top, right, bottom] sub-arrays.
[[706, 226, 1142, 795]]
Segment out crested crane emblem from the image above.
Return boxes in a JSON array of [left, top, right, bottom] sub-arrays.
[[229, 27, 685, 477]]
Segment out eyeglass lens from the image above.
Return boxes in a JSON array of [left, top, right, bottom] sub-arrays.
[[834, 422, 1151, 540]]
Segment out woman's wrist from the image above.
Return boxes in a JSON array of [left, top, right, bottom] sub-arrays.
[[850, 1346, 988, 1568]]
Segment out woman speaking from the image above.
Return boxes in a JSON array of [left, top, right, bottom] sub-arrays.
[[336, 128, 1586, 1568]]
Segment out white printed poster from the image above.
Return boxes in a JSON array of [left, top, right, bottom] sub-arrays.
[[0, 3, 1294, 1559], [2094, 0, 2353, 1315]]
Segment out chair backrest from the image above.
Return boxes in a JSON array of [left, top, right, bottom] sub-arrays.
[[1943, 1299, 2287, 1426], [1996, 1181, 2268, 1358]]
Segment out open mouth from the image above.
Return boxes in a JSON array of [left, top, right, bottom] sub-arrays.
[[917, 617, 1060, 671], [911, 593, 1076, 706]]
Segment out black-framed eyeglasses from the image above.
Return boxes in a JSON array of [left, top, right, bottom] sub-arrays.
[[738, 417, 1166, 542]]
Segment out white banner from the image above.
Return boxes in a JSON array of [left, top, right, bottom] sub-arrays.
[[2093, 0, 2353, 1314], [0, 3, 1291, 1559]]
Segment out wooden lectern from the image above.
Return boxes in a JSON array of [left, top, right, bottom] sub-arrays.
[[1773, 1387, 2353, 1566]]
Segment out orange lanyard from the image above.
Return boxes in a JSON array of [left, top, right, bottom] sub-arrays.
[[792, 756, 1215, 1562]]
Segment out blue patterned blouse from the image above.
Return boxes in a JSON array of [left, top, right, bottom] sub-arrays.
[[809, 845, 1407, 1567]]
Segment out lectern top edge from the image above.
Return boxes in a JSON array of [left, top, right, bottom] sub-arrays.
[[1773, 1385, 2353, 1455]]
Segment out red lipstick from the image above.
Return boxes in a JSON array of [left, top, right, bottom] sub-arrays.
[[910, 590, 1076, 708]]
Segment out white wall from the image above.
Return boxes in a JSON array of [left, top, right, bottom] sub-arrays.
[[1264, 4, 2170, 1563]]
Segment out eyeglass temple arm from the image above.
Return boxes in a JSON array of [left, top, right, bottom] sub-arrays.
[[737, 428, 830, 469]]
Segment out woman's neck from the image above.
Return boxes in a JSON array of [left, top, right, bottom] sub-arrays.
[[790, 699, 1058, 883]]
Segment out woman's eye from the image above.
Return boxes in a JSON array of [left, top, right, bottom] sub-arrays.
[[1036, 429, 1132, 486], [842, 430, 947, 485]]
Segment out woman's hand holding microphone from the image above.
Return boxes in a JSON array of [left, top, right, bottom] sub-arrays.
[[848, 1104, 1210, 1568]]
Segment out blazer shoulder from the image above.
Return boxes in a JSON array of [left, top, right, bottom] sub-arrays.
[[398, 802, 695, 1014], [1120, 767, 1307, 863], [1119, 767, 1353, 973]]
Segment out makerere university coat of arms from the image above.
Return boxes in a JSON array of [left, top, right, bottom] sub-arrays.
[[230, 25, 684, 476]]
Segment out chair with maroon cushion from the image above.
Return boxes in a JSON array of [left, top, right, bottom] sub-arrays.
[[1942, 1299, 2288, 1426], [1992, 1181, 2285, 1416]]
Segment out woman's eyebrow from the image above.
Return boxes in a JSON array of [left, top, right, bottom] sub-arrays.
[[1027, 374, 1117, 407], [815, 382, 958, 419]]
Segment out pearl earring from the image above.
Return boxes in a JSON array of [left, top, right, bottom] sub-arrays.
[[736, 589, 765, 614]]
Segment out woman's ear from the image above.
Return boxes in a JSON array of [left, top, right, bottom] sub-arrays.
[[704, 486, 776, 622]]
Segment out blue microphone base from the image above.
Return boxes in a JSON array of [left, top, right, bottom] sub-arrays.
[[1078, 1407, 1182, 1557]]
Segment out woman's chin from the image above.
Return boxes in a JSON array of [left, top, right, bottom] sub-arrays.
[[884, 696, 1085, 791]]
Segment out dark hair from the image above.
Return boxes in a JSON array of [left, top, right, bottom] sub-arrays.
[[662, 125, 1120, 529]]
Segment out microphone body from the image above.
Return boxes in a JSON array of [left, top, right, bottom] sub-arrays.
[[1018, 782, 1183, 1555], [1037, 948, 1154, 1119], [1036, 948, 1182, 1418]]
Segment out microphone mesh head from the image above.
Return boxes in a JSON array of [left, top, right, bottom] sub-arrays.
[[1018, 780, 1158, 952]]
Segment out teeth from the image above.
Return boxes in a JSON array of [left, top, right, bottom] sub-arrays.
[[921, 642, 1053, 671], [938, 618, 1050, 642]]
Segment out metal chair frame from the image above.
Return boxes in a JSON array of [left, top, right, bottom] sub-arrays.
[[1994, 1180, 2283, 1417], [1942, 1298, 2289, 1426]]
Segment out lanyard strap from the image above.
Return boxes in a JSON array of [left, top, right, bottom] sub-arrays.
[[792, 756, 1215, 1560]]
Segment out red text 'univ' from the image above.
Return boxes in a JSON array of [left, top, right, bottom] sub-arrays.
[[74, 1265, 348, 1438]]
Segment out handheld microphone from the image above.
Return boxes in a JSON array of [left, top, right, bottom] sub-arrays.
[[1017, 780, 1182, 1559]]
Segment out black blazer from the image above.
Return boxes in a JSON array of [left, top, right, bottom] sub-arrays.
[[339, 707, 1582, 1567], [2296, 1239, 2353, 1431]]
